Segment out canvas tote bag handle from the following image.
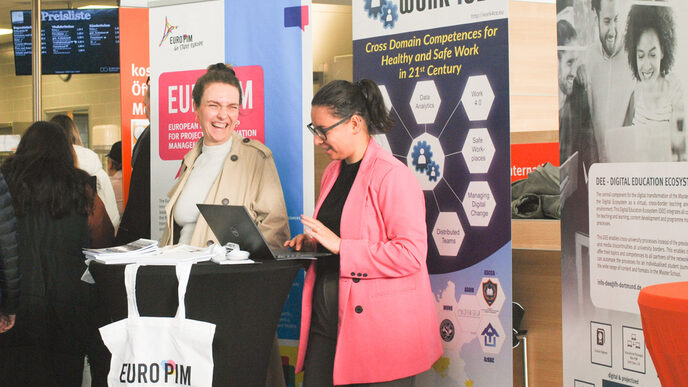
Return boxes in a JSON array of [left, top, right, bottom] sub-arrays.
[[174, 263, 193, 320], [124, 263, 193, 320], [124, 264, 141, 319]]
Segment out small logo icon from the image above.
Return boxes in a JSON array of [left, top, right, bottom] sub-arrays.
[[161, 360, 177, 375], [440, 319, 455, 342], [159, 17, 179, 47], [481, 323, 499, 347], [426, 160, 441, 182], [231, 227, 240, 238], [482, 279, 498, 306], [363, 0, 398, 29], [380, 2, 398, 29], [411, 140, 433, 173], [596, 328, 605, 345]]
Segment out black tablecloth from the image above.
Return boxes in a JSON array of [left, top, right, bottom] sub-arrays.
[[89, 260, 302, 387]]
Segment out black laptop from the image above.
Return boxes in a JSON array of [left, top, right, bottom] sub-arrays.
[[197, 204, 330, 261]]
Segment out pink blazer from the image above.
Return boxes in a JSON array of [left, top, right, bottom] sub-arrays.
[[295, 139, 442, 385]]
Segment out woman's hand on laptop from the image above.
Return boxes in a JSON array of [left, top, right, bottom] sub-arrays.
[[284, 233, 316, 252]]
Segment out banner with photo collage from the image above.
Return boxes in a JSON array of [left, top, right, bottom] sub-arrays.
[[558, 0, 688, 385], [353, 1, 511, 385]]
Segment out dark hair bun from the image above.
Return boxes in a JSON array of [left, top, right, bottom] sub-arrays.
[[207, 63, 236, 76], [192, 62, 243, 106]]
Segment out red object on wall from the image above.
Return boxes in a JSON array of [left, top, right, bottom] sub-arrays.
[[510, 142, 559, 182]]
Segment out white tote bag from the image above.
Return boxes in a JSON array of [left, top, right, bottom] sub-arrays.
[[100, 263, 216, 386]]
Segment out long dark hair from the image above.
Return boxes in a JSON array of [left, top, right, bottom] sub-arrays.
[[192, 63, 242, 106], [312, 79, 394, 134], [1, 121, 94, 217], [50, 114, 83, 146]]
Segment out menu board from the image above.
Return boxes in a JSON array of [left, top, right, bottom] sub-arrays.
[[11, 9, 120, 75]]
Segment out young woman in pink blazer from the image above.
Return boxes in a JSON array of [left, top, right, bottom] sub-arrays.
[[285, 79, 442, 386]]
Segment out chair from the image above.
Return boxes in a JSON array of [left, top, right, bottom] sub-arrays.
[[513, 302, 529, 387]]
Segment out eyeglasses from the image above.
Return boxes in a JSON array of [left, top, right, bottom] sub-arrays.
[[307, 115, 351, 141]]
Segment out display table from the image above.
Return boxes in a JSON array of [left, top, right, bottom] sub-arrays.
[[637, 281, 688, 387], [89, 260, 303, 387]]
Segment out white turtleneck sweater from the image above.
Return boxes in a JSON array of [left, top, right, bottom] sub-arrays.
[[174, 139, 232, 245]]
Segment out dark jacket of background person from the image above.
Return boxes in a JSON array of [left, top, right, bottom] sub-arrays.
[[0, 171, 19, 315], [0, 121, 111, 386], [115, 125, 151, 244]]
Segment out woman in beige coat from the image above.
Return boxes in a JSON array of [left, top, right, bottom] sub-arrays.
[[160, 63, 289, 387]]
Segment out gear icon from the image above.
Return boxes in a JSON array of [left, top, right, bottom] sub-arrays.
[[411, 140, 433, 173], [426, 161, 441, 182], [363, 0, 384, 20], [380, 2, 398, 29]]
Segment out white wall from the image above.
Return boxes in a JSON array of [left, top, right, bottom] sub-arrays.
[[312, 4, 352, 81]]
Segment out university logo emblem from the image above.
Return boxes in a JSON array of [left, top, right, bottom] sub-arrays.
[[440, 319, 455, 342], [482, 279, 497, 306]]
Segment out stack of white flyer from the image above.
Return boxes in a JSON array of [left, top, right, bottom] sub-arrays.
[[83, 239, 159, 264], [83, 239, 216, 265]]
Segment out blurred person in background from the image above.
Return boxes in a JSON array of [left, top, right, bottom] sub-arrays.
[[0, 170, 18, 334], [107, 141, 124, 218], [115, 76, 152, 244], [51, 114, 119, 238], [0, 121, 113, 385]]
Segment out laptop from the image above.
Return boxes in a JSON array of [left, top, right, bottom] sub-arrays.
[[603, 124, 672, 162], [197, 204, 330, 261]]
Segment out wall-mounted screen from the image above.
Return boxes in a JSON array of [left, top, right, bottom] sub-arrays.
[[11, 8, 120, 76]]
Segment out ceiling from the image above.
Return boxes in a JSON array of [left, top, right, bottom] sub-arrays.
[[0, 0, 119, 45]]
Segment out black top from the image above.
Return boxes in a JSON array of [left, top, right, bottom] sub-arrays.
[[315, 160, 361, 275], [115, 126, 151, 244]]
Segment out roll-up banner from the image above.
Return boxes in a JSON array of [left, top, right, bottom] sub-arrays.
[[118, 7, 150, 203], [149, 0, 225, 238], [353, 1, 512, 385], [224, 2, 312, 385], [225, 1, 312, 242], [558, 1, 688, 385]]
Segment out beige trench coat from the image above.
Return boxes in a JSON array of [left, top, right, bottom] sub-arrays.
[[160, 132, 290, 248], [159, 132, 289, 387]]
